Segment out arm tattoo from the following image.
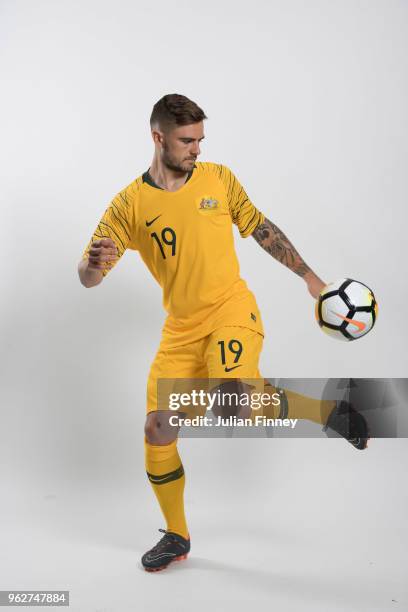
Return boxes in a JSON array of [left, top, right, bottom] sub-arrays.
[[252, 218, 312, 278]]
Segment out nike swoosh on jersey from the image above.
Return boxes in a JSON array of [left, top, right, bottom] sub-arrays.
[[224, 365, 242, 372], [146, 214, 162, 227], [330, 310, 366, 332]]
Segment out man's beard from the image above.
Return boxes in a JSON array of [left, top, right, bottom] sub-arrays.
[[162, 146, 194, 173]]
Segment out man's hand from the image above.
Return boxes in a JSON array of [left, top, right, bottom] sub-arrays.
[[88, 238, 118, 271], [304, 272, 326, 300]]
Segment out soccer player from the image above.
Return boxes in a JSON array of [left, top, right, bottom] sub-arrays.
[[78, 94, 369, 572]]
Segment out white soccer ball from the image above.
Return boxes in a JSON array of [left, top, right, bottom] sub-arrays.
[[315, 278, 378, 341]]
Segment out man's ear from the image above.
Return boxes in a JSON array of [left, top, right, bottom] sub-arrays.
[[151, 124, 165, 141]]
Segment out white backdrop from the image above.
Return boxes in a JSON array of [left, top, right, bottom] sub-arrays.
[[1, 1, 407, 610]]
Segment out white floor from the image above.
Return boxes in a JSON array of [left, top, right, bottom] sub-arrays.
[[1, 439, 407, 612]]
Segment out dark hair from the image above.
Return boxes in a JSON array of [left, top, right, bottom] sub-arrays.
[[150, 94, 207, 132]]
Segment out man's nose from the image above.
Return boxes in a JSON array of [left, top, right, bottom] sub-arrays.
[[190, 142, 200, 156]]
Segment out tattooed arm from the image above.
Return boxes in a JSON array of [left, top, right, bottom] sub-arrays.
[[252, 218, 326, 299]]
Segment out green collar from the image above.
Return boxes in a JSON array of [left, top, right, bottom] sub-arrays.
[[142, 165, 196, 190]]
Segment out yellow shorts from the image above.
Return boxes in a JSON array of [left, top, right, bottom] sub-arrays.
[[146, 326, 264, 415]]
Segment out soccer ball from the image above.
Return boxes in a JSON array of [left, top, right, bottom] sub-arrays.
[[315, 278, 378, 341]]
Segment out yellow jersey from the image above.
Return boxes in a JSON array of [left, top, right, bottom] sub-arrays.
[[82, 162, 265, 346]]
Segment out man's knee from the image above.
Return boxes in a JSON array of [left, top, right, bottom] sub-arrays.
[[144, 410, 180, 445], [210, 379, 253, 419]]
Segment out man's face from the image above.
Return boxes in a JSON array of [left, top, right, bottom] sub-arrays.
[[154, 122, 205, 173]]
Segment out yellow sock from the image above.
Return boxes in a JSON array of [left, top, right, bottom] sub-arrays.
[[144, 438, 189, 540], [251, 381, 335, 425], [283, 388, 335, 425]]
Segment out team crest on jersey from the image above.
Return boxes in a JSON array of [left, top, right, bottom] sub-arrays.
[[198, 197, 219, 210]]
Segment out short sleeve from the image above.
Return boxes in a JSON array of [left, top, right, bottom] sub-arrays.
[[81, 189, 136, 277], [220, 164, 265, 238]]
